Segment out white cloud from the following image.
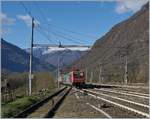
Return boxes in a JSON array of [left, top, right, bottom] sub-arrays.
[[17, 14, 40, 27], [1, 12, 15, 25], [42, 46, 90, 54], [115, 0, 149, 14], [1, 28, 11, 36], [1, 13, 15, 35]]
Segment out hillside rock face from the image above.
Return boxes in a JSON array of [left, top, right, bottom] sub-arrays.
[[1, 39, 55, 73], [75, 3, 149, 84], [25, 47, 88, 68]]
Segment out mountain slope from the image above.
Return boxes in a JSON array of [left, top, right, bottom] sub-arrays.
[[74, 3, 149, 83], [1, 39, 55, 73], [25, 47, 89, 68]]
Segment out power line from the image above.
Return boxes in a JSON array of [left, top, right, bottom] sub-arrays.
[[49, 28, 89, 45], [35, 2, 88, 44], [37, 25, 85, 45], [22, 1, 86, 45], [20, 1, 33, 17], [35, 27, 57, 44], [21, 1, 95, 46], [20, 2, 57, 45], [33, 1, 97, 40]]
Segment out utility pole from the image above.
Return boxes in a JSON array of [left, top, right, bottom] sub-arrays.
[[29, 17, 34, 95], [124, 54, 128, 84], [57, 56, 60, 88], [90, 71, 93, 84], [85, 68, 88, 83], [124, 45, 130, 85], [99, 63, 102, 83]]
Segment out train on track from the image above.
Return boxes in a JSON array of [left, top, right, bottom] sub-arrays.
[[59, 68, 85, 86]]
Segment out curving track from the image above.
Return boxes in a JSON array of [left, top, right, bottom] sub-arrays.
[[94, 88, 149, 99], [15, 84, 148, 118], [104, 88, 149, 96], [93, 88, 149, 105], [14, 87, 71, 118], [74, 86, 149, 118]]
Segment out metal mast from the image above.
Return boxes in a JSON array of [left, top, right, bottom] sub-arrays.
[[124, 54, 128, 84], [90, 71, 93, 84], [57, 56, 60, 88], [85, 68, 88, 83], [99, 63, 102, 83], [29, 17, 34, 95]]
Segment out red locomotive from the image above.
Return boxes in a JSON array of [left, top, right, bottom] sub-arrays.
[[60, 68, 85, 86]]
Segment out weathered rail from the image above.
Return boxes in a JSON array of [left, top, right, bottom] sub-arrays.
[[44, 87, 71, 117], [85, 89, 149, 108], [91, 83, 149, 89], [79, 89, 149, 118], [14, 87, 68, 118], [94, 88, 149, 99]]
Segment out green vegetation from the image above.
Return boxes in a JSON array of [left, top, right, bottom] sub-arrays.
[[1, 96, 40, 118], [2, 72, 56, 99], [33, 72, 56, 92], [1, 71, 58, 117]]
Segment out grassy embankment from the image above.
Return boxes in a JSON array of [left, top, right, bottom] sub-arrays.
[[1, 72, 57, 118], [1, 96, 40, 117]]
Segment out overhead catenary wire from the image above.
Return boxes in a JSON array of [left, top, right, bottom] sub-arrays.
[[21, 1, 90, 46], [20, 1, 33, 17], [20, 2, 148, 84], [36, 24, 86, 45], [34, 1, 97, 39], [78, 40, 148, 70], [49, 28, 88, 45], [24, 1, 80, 46], [33, 1, 96, 44], [20, 2, 58, 45], [35, 27, 58, 44]]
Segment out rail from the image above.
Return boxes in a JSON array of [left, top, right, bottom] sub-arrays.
[[14, 87, 67, 118], [79, 89, 149, 118]]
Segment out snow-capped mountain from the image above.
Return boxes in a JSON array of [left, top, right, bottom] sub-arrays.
[[42, 47, 90, 54], [25, 46, 90, 68], [1, 39, 55, 73]]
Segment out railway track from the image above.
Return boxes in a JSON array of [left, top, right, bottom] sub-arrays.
[[86, 102, 112, 119], [93, 88, 149, 105], [105, 88, 149, 96], [94, 88, 149, 99], [73, 90, 112, 118], [14, 87, 71, 118], [88, 89, 149, 108], [112, 87, 149, 94], [75, 88, 149, 118], [91, 83, 149, 89]]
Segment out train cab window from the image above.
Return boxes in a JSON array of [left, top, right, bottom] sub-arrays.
[[73, 72, 79, 78], [73, 72, 84, 78]]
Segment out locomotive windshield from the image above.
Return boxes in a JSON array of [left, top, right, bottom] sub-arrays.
[[73, 71, 84, 78]]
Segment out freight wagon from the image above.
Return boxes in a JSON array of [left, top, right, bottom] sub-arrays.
[[60, 69, 85, 86]]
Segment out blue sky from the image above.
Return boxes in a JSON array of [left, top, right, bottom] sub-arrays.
[[1, 1, 148, 49]]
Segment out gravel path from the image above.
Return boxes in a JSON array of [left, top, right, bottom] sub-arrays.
[[53, 89, 107, 118]]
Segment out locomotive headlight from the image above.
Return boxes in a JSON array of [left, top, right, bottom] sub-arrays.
[[80, 72, 84, 76]]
